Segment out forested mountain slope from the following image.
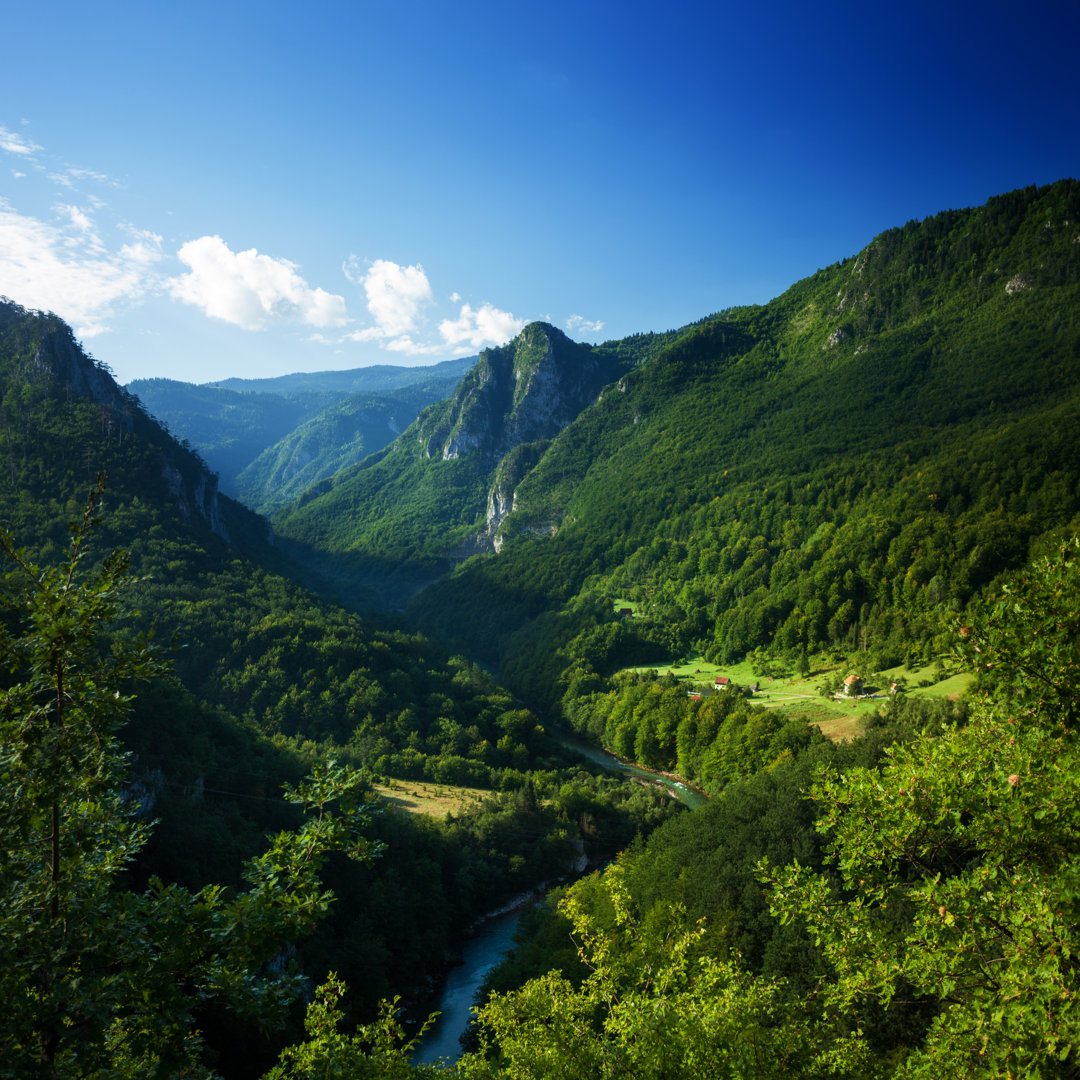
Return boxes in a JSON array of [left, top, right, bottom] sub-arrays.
[[128, 355, 472, 498], [233, 383, 459, 515], [273, 322, 680, 602], [387, 181, 1080, 707], [0, 300, 675, 1075]]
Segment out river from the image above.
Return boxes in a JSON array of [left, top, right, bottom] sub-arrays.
[[411, 905, 524, 1065], [413, 735, 706, 1063], [554, 729, 709, 809]]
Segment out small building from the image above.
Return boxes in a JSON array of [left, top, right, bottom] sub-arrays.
[[843, 674, 864, 697], [714, 676, 731, 691], [618, 607, 633, 618]]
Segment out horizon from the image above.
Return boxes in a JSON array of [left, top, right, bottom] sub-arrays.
[[1, 0, 1077, 385]]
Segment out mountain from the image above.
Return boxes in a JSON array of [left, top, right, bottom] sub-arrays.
[[267, 181, 1080, 710], [0, 299, 677, 1071], [6, 181, 1080, 1077], [210, 355, 475, 397], [126, 355, 474, 498], [271, 323, 680, 602], [121, 378, 313, 495], [233, 383, 462, 515]]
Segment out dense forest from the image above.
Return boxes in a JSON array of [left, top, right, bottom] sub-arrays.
[[0, 300, 677, 1077], [3, 181, 1080, 1077]]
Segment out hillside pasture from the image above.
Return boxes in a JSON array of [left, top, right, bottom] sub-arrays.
[[620, 650, 974, 742], [373, 779, 487, 819]]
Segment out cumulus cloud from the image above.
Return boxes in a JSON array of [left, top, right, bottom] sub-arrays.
[[383, 335, 447, 355], [439, 302, 525, 350], [0, 198, 162, 337], [168, 236, 348, 330], [341, 254, 524, 356], [360, 259, 433, 338], [566, 313, 604, 336]]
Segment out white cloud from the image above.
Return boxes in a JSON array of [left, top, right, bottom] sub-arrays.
[[566, 313, 604, 336], [439, 302, 525, 350], [341, 255, 523, 356], [168, 235, 348, 331], [344, 325, 386, 343], [0, 198, 163, 338], [356, 258, 434, 339], [383, 335, 446, 355], [57, 204, 104, 252], [11, 171, 26, 180], [0, 126, 40, 157], [342, 253, 366, 285], [64, 166, 112, 185]]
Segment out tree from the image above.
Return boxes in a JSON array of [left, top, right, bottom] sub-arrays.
[[455, 865, 871, 1079], [0, 483, 380, 1078], [266, 974, 443, 1080], [764, 539, 1080, 1077]]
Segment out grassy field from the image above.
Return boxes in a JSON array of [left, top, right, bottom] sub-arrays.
[[621, 651, 974, 743], [372, 779, 488, 819]]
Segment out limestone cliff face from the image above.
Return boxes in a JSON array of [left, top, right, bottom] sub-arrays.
[[161, 462, 232, 542], [417, 323, 625, 551], [481, 439, 550, 550], [424, 323, 620, 463], [22, 313, 131, 416]]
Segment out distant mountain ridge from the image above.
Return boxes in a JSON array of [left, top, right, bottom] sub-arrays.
[[234, 384, 453, 515], [127, 355, 474, 501], [208, 355, 475, 397]]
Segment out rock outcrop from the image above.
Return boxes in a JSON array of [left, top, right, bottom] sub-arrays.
[[424, 323, 624, 464], [416, 323, 628, 551]]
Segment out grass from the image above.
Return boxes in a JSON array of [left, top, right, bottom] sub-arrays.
[[373, 778, 488, 820], [620, 650, 975, 743]]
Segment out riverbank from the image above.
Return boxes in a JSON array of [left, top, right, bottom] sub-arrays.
[[552, 727, 709, 809]]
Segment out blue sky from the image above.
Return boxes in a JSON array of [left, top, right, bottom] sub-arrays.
[[1, 0, 1076, 385]]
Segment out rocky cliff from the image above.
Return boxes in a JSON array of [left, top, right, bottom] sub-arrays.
[[422, 323, 624, 463], [412, 322, 629, 550], [0, 299, 248, 545]]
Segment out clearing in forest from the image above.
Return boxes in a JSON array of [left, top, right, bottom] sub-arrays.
[[373, 779, 488, 819]]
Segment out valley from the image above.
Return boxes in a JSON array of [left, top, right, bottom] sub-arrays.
[[1, 180, 1079, 1077]]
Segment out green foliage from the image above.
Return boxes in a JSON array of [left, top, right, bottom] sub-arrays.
[[0, 488, 380, 1078], [235, 385, 462, 515], [128, 357, 472, 500], [266, 975, 442, 1080], [956, 539, 1080, 726], [455, 866, 872, 1079], [396, 181, 1080, 703], [764, 540, 1080, 1076], [561, 668, 820, 793], [272, 322, 640, 604], [124, 378, 313, 490]]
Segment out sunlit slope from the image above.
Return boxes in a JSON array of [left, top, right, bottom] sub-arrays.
[[401, 181, 1080, 690], [271, 322, 666, 599]]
